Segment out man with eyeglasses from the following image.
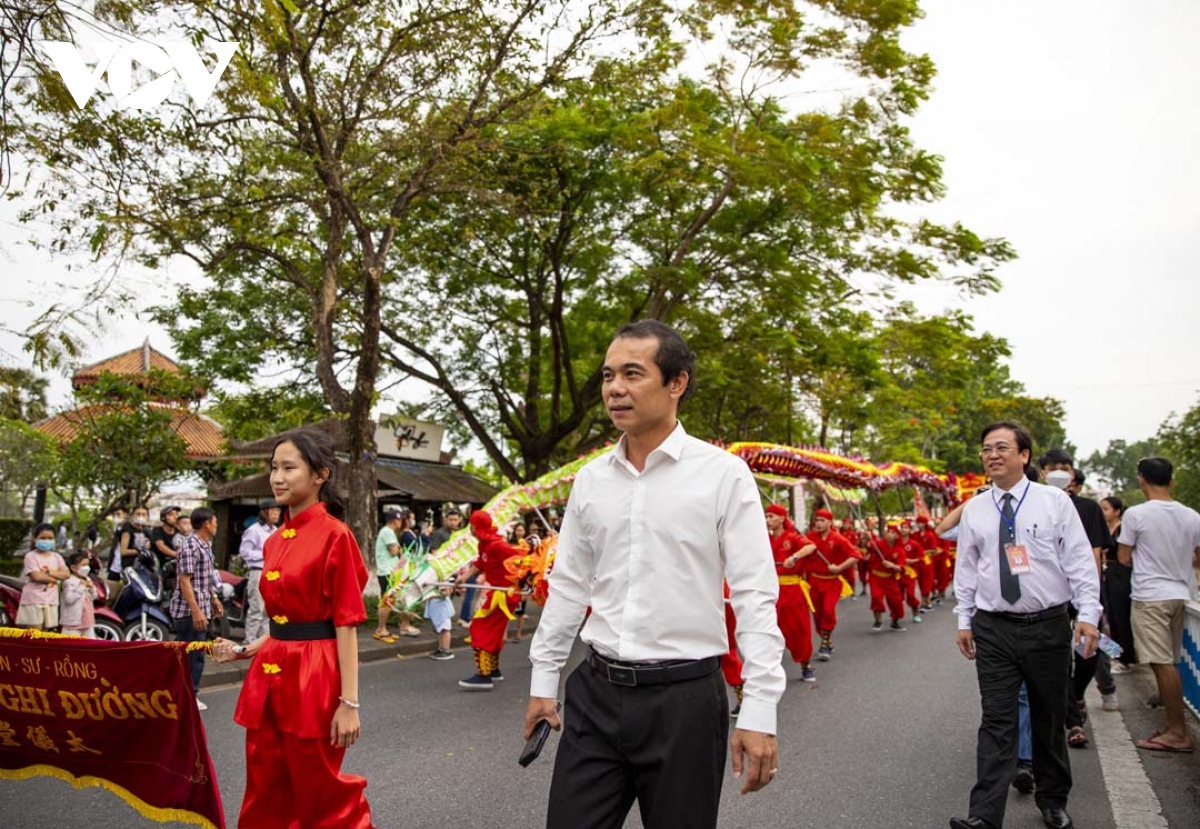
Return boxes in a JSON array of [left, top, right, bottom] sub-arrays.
[[949, 420, 1101, 829]]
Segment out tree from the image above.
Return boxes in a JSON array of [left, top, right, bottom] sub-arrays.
[[0, 417, 57, 516], [8, 2, 1015, 555], [0, 366, 49, 422], [1084, 438, 1160, 504], [1157, 399, 1200, 511], [50, 372, 194, 522]]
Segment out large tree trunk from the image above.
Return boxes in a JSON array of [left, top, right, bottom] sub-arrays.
[[345, 418, 377, 569]]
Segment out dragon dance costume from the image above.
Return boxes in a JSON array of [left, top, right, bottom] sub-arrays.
[[766, 504, 815, 669], [463, 510, 524, 682]]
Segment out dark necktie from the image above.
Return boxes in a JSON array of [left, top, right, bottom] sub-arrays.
[[998, 493, 1021, 603]]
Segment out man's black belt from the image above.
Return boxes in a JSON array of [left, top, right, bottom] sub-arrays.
[[269, 619, 336, 640], [978, 603, 1068, 624], [588, 649, 720, 687], [246, 566, 263, 571]]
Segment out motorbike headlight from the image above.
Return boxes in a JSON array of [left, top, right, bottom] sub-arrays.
[[219, 583, 234, 601]]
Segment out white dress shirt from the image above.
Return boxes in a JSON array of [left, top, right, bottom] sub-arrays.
[[239, 520, 276, 568], [529, 423, 786, 734], [953, 478, 1101, 630]]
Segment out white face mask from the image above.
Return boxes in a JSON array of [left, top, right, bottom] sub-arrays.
[[1045, 469, 1072, 490], [75, 566, 91, 577]]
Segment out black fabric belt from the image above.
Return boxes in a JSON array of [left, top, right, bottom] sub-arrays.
[[588, 649, 720, 687], [269, 619, 336, 640], [246, 566, 263, 571], [977, 603, 1068, 624]]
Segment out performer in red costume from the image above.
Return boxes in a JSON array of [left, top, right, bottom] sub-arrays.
[[215, 430, 373, 829], [721, 581, 746, 716], [895, 521, 926, 623], [914, 516, 946, 607], [838, 516, 861, 597], [455, 510, 525, 690], [800, 508, 861, 660], [766, 504, 817, 683], [866, 524, 907, 631]]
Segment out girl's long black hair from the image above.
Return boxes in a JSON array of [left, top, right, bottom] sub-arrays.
[[273, 429, 346, 520]]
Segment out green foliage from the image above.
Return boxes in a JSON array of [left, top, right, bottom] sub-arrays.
[[52, 372, 194, 512], [6, 0, 1017, 494], [206, 387, 332, 444], [0, 418, 58, 516], [1157, 398, 1200, 511], [0, 368, 49, 422], [0, 517, 33, 558], [1084, 438, 1161, 505]]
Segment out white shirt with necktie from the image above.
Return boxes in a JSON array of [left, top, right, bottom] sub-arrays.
[[953, 478, 1101, 631], [529, 423, 786, 735]]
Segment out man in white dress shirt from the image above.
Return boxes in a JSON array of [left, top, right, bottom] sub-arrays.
[[239, 500, 280, 644], [524, 320, 786, 829], [950, 420, 1100, 829]]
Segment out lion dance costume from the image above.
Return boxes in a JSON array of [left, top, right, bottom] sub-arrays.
[[458, 510, 525, 690]]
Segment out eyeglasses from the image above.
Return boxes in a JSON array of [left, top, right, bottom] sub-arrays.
[[979, 443, 1016, 457]]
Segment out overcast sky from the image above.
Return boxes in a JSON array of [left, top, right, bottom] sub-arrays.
[[1, 1, 1197, 460]]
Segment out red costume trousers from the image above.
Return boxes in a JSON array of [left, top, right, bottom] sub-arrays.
[[469, 592, 520, 655], [807, 575, 842, 635], [902, 572, 922, 610], [240, 700, 372, 829], [915, 559, 934, 600], [933, 555, 953, 593], [721, 601, 744, 687], [869, 571, 905, 621], [777, 598, 814, 665]]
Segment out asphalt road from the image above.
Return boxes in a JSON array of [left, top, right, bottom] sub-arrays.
[[3, 596, 1197, 828]]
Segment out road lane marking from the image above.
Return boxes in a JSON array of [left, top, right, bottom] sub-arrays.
[[1085, 684, 1168, 829]]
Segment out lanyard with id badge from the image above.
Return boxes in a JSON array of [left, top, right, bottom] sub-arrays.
[[995, 485, 1032, 575]]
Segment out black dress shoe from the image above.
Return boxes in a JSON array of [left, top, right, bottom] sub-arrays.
[[949, 818, 996, 829], [1012, 763, 1035, 793], [1041, 806, 1074, 829]]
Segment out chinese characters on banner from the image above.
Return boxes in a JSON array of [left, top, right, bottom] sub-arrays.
[[0, 631, 225, 829]]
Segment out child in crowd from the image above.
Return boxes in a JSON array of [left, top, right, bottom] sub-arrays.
[[60, 552, 98, 638], [17, 523, 69, 630], [426, 584, 456, 660]]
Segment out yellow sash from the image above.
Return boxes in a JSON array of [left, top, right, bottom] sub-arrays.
[[778, 575, 815, 613], [871, 569, 896, 579], [472, 589, 516, 621]]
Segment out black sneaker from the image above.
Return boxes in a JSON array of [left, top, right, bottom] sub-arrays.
[[890, 620, 906, 632], [458, 673, 494, 691], [730, 703, 741, 718], [429, 648, 455, 661], [491, 668, 504, 681], [817, 644, 832, 661], [1012, 764, 1035, 793], [872, 620, 883, 632]]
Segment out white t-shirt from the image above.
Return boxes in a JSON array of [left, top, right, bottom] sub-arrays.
[[1118, 500, 1200, 602]]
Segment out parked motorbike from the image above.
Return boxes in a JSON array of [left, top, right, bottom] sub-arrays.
[[211, 569, 246, 640], [113, 550, 172, 641], [82, 550, 124, 641], [0, 575, 20, 627]]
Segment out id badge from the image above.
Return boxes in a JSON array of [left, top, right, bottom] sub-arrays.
[[1005, 544, 1031, 575]]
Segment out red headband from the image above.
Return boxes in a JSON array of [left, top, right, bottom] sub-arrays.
[[814, 509, 833, 520], [765, 504, 788, 518]]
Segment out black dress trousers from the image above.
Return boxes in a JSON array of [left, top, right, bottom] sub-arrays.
[[546, 659, 729, 829], [969, 608, 1073, 828]]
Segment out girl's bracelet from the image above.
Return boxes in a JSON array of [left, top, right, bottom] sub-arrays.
[[338, 697, 361, 710]]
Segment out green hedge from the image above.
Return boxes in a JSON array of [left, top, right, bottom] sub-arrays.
[[0, 517, 32, 559]]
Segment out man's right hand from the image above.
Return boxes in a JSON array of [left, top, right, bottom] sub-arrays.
[[523, 696, 562, 739], [191, 610, 208, 630], [956, 629, 975, 660]]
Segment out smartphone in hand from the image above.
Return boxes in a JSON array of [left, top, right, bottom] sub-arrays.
[[519, 718, 553, 767]]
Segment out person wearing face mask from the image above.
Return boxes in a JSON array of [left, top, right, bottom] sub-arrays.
[[17, 523, 70, 630], [60, 552, 99, 638], [107, 506, 152, 604], [1039, 450, 1112, 751]]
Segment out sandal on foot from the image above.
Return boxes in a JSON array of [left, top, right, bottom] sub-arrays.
[[1067, 726, 1088, 748], [372, 632, 398, 644], [1136, 736, 1194, 753]]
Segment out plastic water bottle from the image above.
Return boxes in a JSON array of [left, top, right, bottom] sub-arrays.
[[1097, 632, 1123, 659]]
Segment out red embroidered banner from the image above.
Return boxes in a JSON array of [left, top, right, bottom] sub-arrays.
[[0, 630, 225, 829]]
